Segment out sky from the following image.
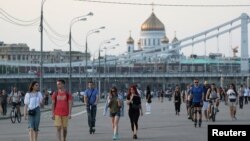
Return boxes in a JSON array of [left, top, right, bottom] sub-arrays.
[[1, 0, 250, 59]]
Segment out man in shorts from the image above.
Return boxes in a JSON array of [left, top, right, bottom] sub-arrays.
[[190, 79, 204, 127], [51, 79, 72, 141]]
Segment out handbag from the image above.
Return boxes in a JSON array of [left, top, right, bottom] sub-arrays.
[[28, 108, 36, 116]]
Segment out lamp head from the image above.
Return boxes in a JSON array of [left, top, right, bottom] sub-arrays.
[[87, 12, 94, 16], [94, 30, 100, 33], [79, 18, 87, 21], [99, 26, 105, 29]]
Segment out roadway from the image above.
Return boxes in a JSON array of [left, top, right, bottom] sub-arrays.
[[0, 98, 249, 141]]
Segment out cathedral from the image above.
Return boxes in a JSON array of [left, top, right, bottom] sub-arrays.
[[126, 10, 181, 62]]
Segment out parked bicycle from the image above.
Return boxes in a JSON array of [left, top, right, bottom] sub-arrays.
[[10, 105, 22, 123]]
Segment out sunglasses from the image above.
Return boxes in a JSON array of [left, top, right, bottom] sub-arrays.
[[194, 82, 199, 83]]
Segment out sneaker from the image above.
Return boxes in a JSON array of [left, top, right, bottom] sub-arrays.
[[133, 134, 138, 139], [112, 134, 117, 140], [92, 127, 95, 134], [198, 120, 202, 127], [134, 134, 138, 139], [115, 133, 120, 140], [216, 108, 219, 112]]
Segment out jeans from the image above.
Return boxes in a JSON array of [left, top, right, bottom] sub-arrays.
[[86, 105, 97, 129], [28, 107, 40, 131]]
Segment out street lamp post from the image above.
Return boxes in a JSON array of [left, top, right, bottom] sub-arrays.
[[98, 38, 115, 97], [39, 0, 46, 93], [103, 44, 119, 94], [68, 12, 93, 93], [85, 26, 105, 88]]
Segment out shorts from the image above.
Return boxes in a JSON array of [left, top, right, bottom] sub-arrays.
[[202, 101, 209, 110], [28, 107, 40, 131], [186, 100, 192, 108], [12, 102, 21, 107], [54, 115, 69, 128], [110, 112, 121, 117], [192, 102, 202, 108]]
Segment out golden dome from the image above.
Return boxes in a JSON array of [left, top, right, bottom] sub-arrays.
[[161, 35, 169, 44], [141, 12, 165, 31], [127, 36, 134, 44]]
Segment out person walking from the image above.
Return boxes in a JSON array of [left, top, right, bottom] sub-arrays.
[[190, 79, 204, 127], [24, 81, 43, 141], [83, 81, 99, 134], [184, 84, 192, 119], [225, 83, 238, 120], [103, 86, 123, 140], [126, 85, 143, 139], [202, 81, 210, 121], [160, 89, 164, 103], [145, 85, 152, 115], [1, 90, 8, 116], [51, 79, 72, 141], [243, 85, 249, 104], [173, 85, 182, 116], [238, 84, 244, 109]]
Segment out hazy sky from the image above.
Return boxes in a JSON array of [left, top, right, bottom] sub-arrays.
[[1, 0, 250, 58]]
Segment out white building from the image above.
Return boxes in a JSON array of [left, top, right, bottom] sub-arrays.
[[125, 10, 181, 63]]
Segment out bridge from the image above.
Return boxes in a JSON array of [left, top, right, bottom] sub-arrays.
[[0, 13, 249, 92]]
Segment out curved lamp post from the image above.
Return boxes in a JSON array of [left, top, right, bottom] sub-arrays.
[[98, 38, 115, 97], [68, 12, 93, 93], [85, 26, 105, 87]]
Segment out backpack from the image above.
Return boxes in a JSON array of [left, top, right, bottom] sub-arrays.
[[54, 90, 70, 108]]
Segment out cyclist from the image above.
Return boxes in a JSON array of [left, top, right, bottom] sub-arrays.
[[206, 83, 220, 119], [9, 87, 21, 115]]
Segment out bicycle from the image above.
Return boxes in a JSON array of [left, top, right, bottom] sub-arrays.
[[10, 105, 22, 123], [208, 99, 217, 122]]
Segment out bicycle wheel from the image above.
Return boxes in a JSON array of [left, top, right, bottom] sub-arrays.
[[17, 111, 22, 123], [211, 107, 216, 122], [10, 110, 16, 123]]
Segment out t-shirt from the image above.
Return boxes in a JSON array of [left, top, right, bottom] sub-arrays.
[[191, 86, 204, 103], [24, 92, 43, 110], [209, 90, 218, 99], [227, 89, 237, 100], [11, 92, 21, 103], [127, 95, 141, 110], [52, 91, 72, 116], [83, 88, 98, 105], [109, 96, 120, 113]]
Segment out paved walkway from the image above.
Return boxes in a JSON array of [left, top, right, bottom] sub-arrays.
[[0, 97, 249, 141], [0, 100, 84, 120]]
